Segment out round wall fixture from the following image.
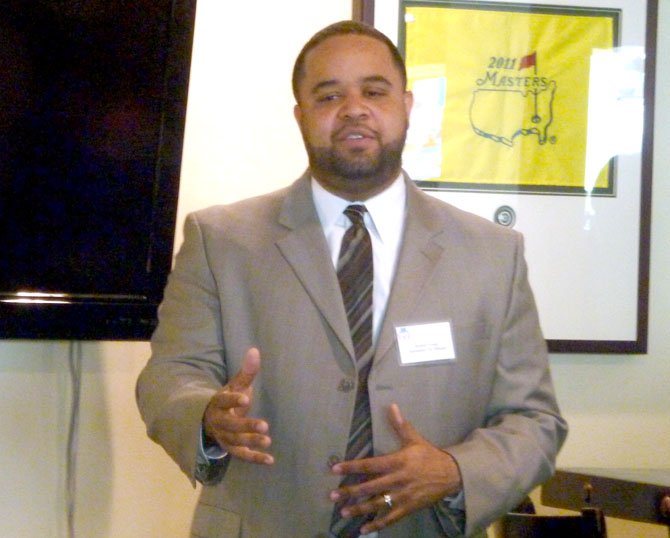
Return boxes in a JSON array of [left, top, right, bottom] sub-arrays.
[[494, 205, 516, 228]]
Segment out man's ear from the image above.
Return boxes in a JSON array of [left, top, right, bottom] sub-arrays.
[[293, 103, 302, 124], [403, 90, 414, 117]]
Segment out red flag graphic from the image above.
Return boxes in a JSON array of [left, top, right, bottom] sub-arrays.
[[518, 51, 537, 71]]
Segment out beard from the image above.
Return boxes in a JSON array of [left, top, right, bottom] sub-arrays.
[[303, 129, 407, 196]]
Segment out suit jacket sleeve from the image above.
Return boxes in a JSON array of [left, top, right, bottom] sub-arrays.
[[136, 212, 228, 486], [445, 231, 568, 535]]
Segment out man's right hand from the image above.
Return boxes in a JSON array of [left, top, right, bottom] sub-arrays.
[[203, 347, 274, 465]]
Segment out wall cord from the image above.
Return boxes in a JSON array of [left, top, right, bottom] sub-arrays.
[[67, 341, 82, 538]]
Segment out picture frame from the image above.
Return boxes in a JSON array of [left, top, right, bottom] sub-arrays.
[[354, 0, 657, 353]]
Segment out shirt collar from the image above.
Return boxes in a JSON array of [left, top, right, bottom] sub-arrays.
[[311, 174, 406, 244]]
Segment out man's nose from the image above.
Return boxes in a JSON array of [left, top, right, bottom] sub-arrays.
[[338, 94, 369, 121]]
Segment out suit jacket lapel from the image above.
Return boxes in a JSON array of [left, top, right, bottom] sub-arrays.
[[375, 180, 447, 362], [273, 174, 449, 364], [275, 174, 355, 360]]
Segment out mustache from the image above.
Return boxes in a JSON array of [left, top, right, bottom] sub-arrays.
[[333, 122, 378, 140]]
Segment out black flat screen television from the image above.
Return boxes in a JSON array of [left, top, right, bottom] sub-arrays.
[[0, 0, 197, 340]]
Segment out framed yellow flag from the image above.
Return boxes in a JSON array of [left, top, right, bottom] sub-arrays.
[[354, 0, 656, 354], [401, 1, 619, 195]]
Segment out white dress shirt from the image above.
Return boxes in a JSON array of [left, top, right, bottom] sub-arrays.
[[311, 174, 406, 345]]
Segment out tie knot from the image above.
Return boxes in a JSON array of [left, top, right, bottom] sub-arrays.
[[344, 204, 367, 227]]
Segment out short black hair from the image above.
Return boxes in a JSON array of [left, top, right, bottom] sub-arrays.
[[292, 20, 407, 102]]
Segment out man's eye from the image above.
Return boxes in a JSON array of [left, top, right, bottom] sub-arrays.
[[316, 93, 340, 103], [365, 88, 387, 98]]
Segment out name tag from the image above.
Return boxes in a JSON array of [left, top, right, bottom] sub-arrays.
[[395, 321, 456, 365]]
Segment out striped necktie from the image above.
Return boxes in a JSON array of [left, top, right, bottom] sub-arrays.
[[330, 204, 375, 537]]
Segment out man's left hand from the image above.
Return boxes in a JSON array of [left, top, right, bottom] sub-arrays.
[[330, 403, 463, 535]]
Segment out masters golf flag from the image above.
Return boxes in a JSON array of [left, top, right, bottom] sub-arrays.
[[403, 3, 618, 194]]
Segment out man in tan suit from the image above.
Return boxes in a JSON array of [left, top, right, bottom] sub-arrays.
[[137, 21, 567, 537]]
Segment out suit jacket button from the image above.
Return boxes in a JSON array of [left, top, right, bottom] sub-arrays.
[[338, 378, 355, 392], [327, 454, 342, 468]]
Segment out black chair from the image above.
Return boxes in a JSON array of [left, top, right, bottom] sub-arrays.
[[500, 506, 608, 538]]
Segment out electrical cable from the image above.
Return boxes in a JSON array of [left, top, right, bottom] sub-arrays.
[[67, 341, 82, 538]]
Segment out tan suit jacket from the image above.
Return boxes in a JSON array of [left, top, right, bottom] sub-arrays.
[[137, 173, 567, 537]]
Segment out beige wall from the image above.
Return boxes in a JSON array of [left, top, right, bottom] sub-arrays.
[[0, 1, 668, 536]]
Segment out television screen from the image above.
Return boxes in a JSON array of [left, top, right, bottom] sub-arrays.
[[0, 0, 197, 339]]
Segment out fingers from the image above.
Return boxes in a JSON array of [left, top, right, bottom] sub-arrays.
[[388, 402, 421, 446], [361, 494, 404, 535], [330, 460, 395, 495], [204, 401, 272, 463], [388, 402, 403, 425], [330, 403, 417, 478], [339, 492, 399, 519], [227, 347, 261, 393], [330, 454, 399, 516], [203, 347, 273, 465], [333, 489, 406, 535], [210, 394, 267, 434], [330, 403, 457, 532], [227, 444, 275, 465]]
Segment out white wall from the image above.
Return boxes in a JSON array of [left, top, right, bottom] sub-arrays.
[[550, 0, 670, 470], [0, 1, 668, 536]]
